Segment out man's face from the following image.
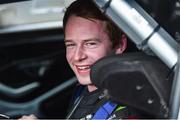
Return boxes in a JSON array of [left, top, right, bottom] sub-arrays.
[[64, 15, 114, 86]]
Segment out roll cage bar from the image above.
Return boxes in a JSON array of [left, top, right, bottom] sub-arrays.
[[92, 0, 180, 119]]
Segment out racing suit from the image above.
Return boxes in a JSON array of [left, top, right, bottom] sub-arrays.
[[67, 86, 150, 119]]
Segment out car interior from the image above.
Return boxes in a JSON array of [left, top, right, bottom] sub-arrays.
[[90, 0, 180, 119], [0, 0, 77, 118], [0, 0, 179, 119], [91, 52, 173, 118]]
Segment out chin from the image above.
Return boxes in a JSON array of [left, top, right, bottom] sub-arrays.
[[77, 78, 91, 85], [79, 81, 91, 85]]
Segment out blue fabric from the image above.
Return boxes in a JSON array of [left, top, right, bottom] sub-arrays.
[[92, 101, 117, 120]]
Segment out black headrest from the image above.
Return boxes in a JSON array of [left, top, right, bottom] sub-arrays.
[[90, 52, 173, 118]]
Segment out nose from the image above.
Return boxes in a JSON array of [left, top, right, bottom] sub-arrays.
[[74, 46, 87, 61]]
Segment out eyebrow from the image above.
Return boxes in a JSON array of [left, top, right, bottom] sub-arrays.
[[64, 38, 101, 43], [84, 38, 101, 42], [64, 39, 73, 42]]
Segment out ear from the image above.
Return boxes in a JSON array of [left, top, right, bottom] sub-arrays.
[[115, 34, 127, 54]]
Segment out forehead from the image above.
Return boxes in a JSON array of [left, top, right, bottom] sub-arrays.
[[65, 15, 108, 40]]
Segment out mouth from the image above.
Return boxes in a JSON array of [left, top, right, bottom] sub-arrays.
[[75, 65, 91, 74]]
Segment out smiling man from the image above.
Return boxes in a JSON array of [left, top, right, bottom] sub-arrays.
[[63, 0, 127, 94], [62, 0, 134, 119], [64, 15, 126, 92], [18, 0, 147, 119]]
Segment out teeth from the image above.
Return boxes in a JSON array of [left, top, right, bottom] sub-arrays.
[[78, 66, 90, 70]]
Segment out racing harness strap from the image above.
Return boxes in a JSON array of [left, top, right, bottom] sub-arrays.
[[92, 101, 118, 120]]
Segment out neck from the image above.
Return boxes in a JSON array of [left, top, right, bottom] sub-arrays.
[[87, 84, 98, 92]]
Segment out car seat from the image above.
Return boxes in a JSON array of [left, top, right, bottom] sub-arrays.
[[90, 52, 173, 118]]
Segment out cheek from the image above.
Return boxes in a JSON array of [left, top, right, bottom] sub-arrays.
[[66, 51, 72, 63], [90, 47, 113, 61], [99, 44, 113, 55]]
